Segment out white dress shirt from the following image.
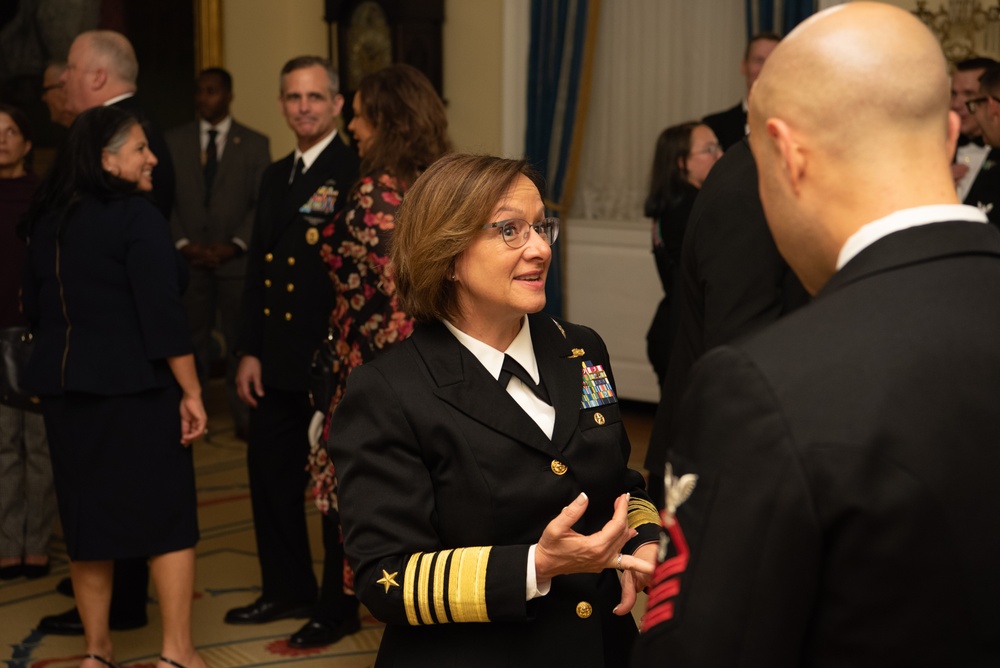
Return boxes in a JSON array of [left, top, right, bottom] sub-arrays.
[[443, 316, 554, 601], [837, 204, 988, 271]]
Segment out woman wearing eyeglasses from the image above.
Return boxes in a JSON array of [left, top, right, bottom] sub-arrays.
[[328, 153, 660, 667], [645, 122, 723, 387]]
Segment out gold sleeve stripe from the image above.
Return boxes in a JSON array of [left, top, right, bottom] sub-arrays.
[[402, 546, 492, 625], [416, 551, 435, 625], [433, 549, 453, 624], [403, 551, 423, 625], [628, 497, 661, 530], [449, 546, 491, 623]]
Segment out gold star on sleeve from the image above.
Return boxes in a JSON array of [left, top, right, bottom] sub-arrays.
[[377, 569, 400, 594]]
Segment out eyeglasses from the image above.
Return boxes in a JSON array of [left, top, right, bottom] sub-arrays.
[[966, 95, 1000, 114], [482, 217, 560, 248], [690, 143, 722, 157]]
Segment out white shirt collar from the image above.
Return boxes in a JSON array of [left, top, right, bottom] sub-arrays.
[[837, 204, 988, 270], [199, 115, 232, 137], [293, 129, 338, 174], [443, 316, 540, 383], [102, 92, 135, 107]]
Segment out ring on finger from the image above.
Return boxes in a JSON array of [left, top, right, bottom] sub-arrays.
[[615, 553, 623, 571]]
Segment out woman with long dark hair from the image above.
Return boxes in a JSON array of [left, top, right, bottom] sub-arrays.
[[22, 105, 207, 668], [294, 63, 451, 648], [645, 122, 722, 386]]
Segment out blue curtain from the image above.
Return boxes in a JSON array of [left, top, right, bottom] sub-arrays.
[[525, 0, 601, 318], [746, 0, 814, 37]]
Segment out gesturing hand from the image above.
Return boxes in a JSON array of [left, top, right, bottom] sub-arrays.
[[614, 541, 657, 616], [534, 492, 638, 583]]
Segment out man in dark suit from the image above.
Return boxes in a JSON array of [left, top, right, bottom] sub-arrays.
[[633, 3, 1000, 665], [167, 68, 270, 438], [38, 29, 175, 637], [642, 137, 807, 506], [226, 56, 360, 637], [702, 32, 780, 150], [966, 61, 1000, 228], [950, 57, 997, 211]]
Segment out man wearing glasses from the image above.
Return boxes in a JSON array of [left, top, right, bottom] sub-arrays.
[[951, 58, 998, 219], [963, 61, 1000, 227]]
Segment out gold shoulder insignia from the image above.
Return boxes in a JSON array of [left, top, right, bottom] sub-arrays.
[[376, 569, 400, 593]]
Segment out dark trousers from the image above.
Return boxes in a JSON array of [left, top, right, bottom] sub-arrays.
[[315, 508, 359, 623], [247, 387, 317, 603], [183, 269, 248, 432]]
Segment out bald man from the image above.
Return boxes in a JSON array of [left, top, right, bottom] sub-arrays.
[[633, 4, 1000, 666], [60, 30, 174, 217]]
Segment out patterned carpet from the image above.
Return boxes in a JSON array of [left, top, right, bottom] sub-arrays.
[[0, 380, 656, 667]]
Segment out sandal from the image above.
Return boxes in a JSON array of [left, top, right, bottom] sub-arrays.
[[159, 657, 189, 668], [83, 655, 119, 668]]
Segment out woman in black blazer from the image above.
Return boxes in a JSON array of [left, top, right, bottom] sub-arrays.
[[328, 153, 661, 667], [22, 106, 208, 668]]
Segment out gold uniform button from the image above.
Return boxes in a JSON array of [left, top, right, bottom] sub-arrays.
[[594, 412, 606, 425], [264, 279, 272, 288], [550, 460, 568, 476], [264, 253, 273, 262], [285, 312, 292, 321], [286, 283, 295, 292], [576, 601, 593, 619], [287, 257, 296, 266], [263, 308, 270, 316]]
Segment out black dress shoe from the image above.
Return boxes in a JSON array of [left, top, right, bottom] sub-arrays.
[[288, 617, 361, 648], [0, 563, 23, 580], [24, 562, 50, 579], [224, 597, 314, 625], [37, 607, 149, 635], [56, 576, 74, 597]]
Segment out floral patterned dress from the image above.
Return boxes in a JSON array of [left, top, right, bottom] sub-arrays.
[[309, 170, 415, 517]]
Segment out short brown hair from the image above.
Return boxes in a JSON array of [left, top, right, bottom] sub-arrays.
[[391, 153, 544, 323], [355, 64, 451, 187]]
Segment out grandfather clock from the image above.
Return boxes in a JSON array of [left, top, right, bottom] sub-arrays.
[[324, 0, 444, 100]]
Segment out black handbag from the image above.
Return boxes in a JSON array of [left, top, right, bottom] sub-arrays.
[[0, 326, 41, 412], [308, 328, 339, 412]]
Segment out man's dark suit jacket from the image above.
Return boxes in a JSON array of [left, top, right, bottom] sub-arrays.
[[702, 102, 746, 151], [632, 220, 1000, 666], [644, 139, 807, 502], [963, 147, 1000, 228], [330, 313, 661, 668], [112, 95, 175, 219], [166, 119, 271, 278], [236, 137, 359, 390]]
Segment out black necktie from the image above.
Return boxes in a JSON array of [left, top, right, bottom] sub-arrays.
[[958, 134, 986, 148], [204, 128, 218, 205], [499, 354, 550, 404], [289, 156, 305, 185]]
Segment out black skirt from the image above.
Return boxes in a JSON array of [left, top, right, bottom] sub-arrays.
[[43, 384, 199, 560]]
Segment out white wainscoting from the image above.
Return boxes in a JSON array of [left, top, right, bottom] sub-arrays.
[[563, 217, 662, 403]]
